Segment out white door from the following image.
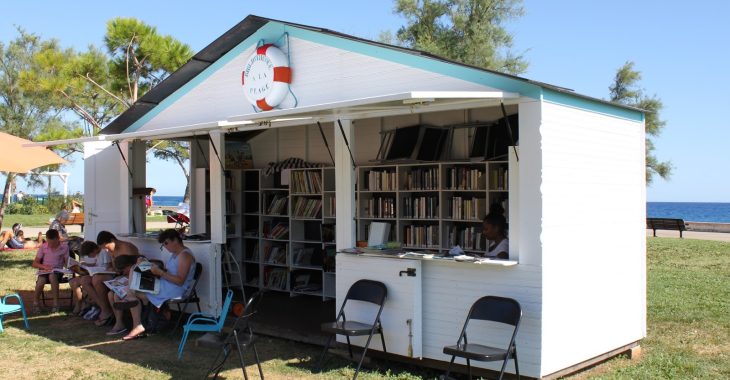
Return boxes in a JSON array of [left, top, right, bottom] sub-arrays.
[[83, 141, 131, 240]]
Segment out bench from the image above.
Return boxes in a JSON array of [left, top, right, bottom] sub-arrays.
[[65, 213, 85, 232], [646, 217, 686, 238]]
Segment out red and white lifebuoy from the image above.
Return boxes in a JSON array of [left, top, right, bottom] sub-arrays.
[[241, 43, 292, 111]]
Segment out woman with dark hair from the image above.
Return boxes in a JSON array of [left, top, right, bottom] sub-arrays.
[[483, 213, 509, 259], [115, 229, 196, 340]]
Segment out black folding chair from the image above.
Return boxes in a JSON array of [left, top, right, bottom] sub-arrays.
[[318, 279, 387, 380], [204, 290, 265, 380], [442, 296, 522, 380], [167, 262, 203, 332]]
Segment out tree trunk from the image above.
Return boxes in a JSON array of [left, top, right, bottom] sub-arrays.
[[0, 172, 15, 230]]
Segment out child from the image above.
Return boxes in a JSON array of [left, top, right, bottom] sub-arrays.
[[31, 229, 70, 313], [69, 241, 102, 315]]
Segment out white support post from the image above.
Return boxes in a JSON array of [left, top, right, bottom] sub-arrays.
[[335, 119, 356, 250], [209, 131, 225, 244]]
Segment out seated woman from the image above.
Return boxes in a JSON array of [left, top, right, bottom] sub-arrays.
[[49, 204, 70, 240], [482, 213, 509, 259], [109, 229, 196, 340]]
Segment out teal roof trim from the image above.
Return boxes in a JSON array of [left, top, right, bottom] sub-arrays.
[[126, 22, 289, 133], [542, 88, 644, 123], [126, 18, 639, 133]]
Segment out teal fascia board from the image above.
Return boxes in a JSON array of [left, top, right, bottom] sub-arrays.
[[542, 88, 644, 122], [126, 22, 291, 133], [132, 20, 646, 132]]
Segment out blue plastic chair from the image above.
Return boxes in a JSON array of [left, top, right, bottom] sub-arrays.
[[0, 293, 30, 333], [178, 289, 234, 359]]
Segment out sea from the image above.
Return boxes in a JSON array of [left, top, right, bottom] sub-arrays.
[[25, 195, 730, 223], [153, 195, 185, 207], [647, 202, 730, 223]]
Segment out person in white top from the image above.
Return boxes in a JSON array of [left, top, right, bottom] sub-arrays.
[[483, 213, 509, 259]]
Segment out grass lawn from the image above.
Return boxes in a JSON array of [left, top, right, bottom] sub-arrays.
[[3, 214, 55, 227], [1, 238, 729, 379]]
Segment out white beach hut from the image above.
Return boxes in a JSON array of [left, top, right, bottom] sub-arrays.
[[44, 15, 646, 379]]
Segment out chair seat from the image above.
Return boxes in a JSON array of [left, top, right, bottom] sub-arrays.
[[168, 296, 200, 305], [197, 331, 257, 349], [443, 343, 509, 362], [321, 320, 378, 336], [0, 305, 21, 313]]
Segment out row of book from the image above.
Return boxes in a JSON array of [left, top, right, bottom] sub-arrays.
[[363, 169, 397, 191], [292, 197, 322, 218], [264, 222, 289, 240], [264, 268, 287, 290], [446, 167, 486, 190], [362, 196, 396, 218], [402, 167, 439, 190], [291, 170, 323, 194], [264, 243, 288, 264], [265, 194, 288, 215], [446, 226, 485, 250], [448, 196, 487, 221], [292, 247, 317, 267], [490, 167, 508, 190], [402, 196, 439, 219], [403, 224, 440, 248]]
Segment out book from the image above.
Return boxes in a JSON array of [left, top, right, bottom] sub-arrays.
[[130, 260, 161, 294], [67, 257, 116, 276], [103, 276, 129, 299], [36, 268, 73, 276]]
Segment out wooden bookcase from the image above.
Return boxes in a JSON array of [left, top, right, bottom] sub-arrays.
[[357, 161, 508, 255], [236, 167, 336, 300]]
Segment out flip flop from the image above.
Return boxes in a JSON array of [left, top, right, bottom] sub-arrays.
[[122, 332, 147, 341], [106, 327, 128, 336], [94, 314, 114, 327]]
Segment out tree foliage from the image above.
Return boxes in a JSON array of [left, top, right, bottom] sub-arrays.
[[392, 0, 527, 74], [609, 61, 671, 184], [0, 30, 83, 228]]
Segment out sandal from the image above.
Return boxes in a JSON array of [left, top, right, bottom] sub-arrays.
[[106, 327, 128, 336], [94, 314, 114, 327]]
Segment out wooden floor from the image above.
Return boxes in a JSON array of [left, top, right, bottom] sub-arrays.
[[249, 289, 335, 346]]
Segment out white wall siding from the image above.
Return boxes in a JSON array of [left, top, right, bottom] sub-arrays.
[[539, 102, 645, 376], [338, 254, 543, 378], [136, 37, 496, 133]]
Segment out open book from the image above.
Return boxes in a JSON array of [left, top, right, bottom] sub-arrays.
[[68, 257, 116, 276], [36, 268, 73, 276], [130, 260, 160, 294], [103, 276, 129, 299]]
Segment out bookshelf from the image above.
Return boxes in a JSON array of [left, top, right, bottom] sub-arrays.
[[238, 167, 336, 300], [357, 161, 508, 255]]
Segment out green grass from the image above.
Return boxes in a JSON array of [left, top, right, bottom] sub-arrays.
[[2, 214, 55, 227], [1, 238, 729, 379]]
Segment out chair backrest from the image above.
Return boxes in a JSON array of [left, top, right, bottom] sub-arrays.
[[230, 290, 265, 331], [468, 296, 521, 326], [216, 289, 235, 329], [182, 263, 203, 298], [344, 279, 387, 306]]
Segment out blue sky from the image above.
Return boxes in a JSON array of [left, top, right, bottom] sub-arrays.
[[2, 0, 729, 201]]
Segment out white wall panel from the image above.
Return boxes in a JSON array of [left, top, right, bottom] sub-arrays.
[[136, 37, 497, 132], [539, 102, 645, 376]]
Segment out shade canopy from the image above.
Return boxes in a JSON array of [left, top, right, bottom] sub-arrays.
[[0, 132, 67, 173]]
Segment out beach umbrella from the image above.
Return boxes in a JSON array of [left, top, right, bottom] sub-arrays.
[[0, 132, 67, 173]]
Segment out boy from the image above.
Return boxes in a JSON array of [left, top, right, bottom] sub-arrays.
[[32, 229, 70, 313]]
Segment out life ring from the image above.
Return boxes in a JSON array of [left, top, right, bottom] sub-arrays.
[[241, 43, 292, 111]]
